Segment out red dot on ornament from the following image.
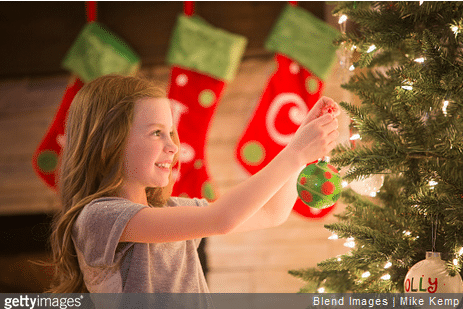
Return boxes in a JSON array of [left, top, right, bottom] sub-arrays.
[[321, 181, 335, 195], [328, 165, 339, 173], [324, 171, 332, 179], [300, 177, 307, 185], [301, 190, 312, 203]]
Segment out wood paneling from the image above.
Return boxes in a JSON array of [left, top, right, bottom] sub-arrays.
[[0, 1, 325, 79]]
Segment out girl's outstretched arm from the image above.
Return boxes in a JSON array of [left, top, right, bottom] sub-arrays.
[[120, 97, 339, 243]]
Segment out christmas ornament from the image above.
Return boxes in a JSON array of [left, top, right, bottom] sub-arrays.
[[349, 174, 384, 197], [167, 10, 247, 201], [404, 252, 463, 293], [235, 4, 339, 219], [297, 160, 342, 209]]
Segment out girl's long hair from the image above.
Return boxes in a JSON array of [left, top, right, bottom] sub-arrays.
[[46, 74, 180, 293]]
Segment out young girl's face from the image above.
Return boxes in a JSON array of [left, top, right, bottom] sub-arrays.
[[122, 97, 178, 194]]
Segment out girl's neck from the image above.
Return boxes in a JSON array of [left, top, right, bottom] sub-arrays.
[[118, 183, 149, 206]]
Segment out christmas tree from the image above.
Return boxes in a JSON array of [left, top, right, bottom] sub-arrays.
[[290, 1, 463, 292]]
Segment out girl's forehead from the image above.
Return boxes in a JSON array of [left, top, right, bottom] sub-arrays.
[[131, 97, 174, 129]]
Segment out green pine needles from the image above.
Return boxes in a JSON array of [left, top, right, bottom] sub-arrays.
[[290, 1, 463, 292]]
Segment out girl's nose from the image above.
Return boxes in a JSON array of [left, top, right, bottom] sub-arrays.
[[165, 137, 179, 155]]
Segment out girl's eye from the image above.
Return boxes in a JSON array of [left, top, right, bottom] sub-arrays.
[[151, 130, 161, 136]]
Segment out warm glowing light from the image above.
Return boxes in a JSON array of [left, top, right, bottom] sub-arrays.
[[443, 100, 449, 115], [361, 271, 371, 278], [342, 181, 349, 188], [317, 287, 325, 293], [367, 45, 376, 53], [453, 259, 459, 266], [344, 237, 356, 248], [403, 230, 411, 236], [328, 233, 339, 240], [381, 274, 391, 280], [414, 57, 425, 63], [429, 180, 438, 188], [350, 134, 361, 140], [384, 262, 392, 269], [451, 25, 459, 35], [349, 65, 355, 71], [338, 15, 348, 24], [369, 192, 377, 197], [459, 247, 463, 256]]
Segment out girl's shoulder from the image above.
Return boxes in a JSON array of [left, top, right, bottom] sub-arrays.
[[77, 197, 147, 224]]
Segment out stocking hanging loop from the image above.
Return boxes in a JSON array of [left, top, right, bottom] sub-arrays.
[[184, 1, 195, 16], [85, 1, 97, 22]]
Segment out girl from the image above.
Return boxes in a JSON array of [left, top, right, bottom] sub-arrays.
[[48, 74, 340, 293]]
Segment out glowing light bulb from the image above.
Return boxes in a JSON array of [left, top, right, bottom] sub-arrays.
[[402, 85, 413, 90], [384, 262, 392, 269], [414, 57, 425, 63], [442, 100, 449, 115], [451, 25, 459, 35], [337, 257, 342, 262], [369, 191, 377, 197], [419, 1, 424, 5], [350, 134, 361, 140], [403, 230, 411, 236], [344, 237, 355, 248], [381, 274, 391, 280], [328, 233, 339, 240], [338, 15, 348, 24], [317, 287, 325, 293], [429, 180, 438, 189], [342, 181, 349, 188], [349, 65, 355, 71], [453, 259, 459, 266], [361, 271, 371, 278], [458, 247, 463, 256], [366, 45, 376, 53]]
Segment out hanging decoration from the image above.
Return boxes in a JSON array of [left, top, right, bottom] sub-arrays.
[[234, 4, 339, 219], [404, 252, 463, 293], [167, 3, 247, 201], [33, 1, 141, 190], [32, 78, 84, 190], [349, 174, 385, 197], [297, 159, 342, 209]]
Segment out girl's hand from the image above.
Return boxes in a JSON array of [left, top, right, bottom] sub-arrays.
[[283, 97, 340, 167]]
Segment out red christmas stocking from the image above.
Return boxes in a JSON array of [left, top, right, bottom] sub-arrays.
[[32, 78, 84, 190], [235, 4, 339, 219], [33, 17, 141, 190], [168, 68, 225, 200], [166, 13, 247, 201]]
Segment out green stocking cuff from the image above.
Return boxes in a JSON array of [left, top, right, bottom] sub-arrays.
[[265, 4, 340, 80], [62, 22, 141, 82], [167, 14, 248, 82]]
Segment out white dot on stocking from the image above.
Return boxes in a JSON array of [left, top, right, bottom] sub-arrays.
[[289, 62, 300, 74], [176, 74, 188, 86]]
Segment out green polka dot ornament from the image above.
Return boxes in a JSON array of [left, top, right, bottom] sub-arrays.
[[297, 159, 342, 209]]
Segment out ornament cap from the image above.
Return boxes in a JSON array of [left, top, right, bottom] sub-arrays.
[[426, 251, 441, 260]]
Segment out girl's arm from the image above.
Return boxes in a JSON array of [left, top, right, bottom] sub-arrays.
[[120, 97, 339, 243]]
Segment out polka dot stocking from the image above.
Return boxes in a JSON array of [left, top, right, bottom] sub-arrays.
[[235, 54, 335, 219], [168, 66, 225, 201]]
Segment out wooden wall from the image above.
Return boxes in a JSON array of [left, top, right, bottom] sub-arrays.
[[0, 1, 324, 78]]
